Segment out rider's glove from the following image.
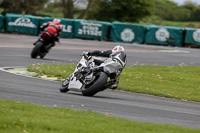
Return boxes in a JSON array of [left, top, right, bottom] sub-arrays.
[[82, 51, 91, 60], [82, 51, 89, 56], [40, 26, 44, 31]]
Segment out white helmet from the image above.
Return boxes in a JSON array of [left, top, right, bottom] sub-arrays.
[[112, 45, 125, 53], [53, 18, 61, 23]]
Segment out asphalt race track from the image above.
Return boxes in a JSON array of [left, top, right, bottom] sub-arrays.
[[0, 33, 200, 129]]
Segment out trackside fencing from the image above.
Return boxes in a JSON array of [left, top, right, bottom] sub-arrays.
[[5, 13, 40, 35], [73, 19, 111, 40], [110, 21, 146, 44], [1, 13, 200, 47], [184, 28, 200, 46], [145, 26, 184, 47], [0, 15, 4, 32]]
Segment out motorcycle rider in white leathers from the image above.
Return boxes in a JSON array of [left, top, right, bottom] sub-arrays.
[[83, 45, 127, 89]]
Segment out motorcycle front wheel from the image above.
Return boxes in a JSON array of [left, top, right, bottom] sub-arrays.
[[59, 78, 70, 93], [31, 41, 45, 58], [81, 72, 108, 96]]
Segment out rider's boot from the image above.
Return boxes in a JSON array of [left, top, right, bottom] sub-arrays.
[[33, 39, 39, 45], [45, 43, 55, 52], [104, 79, 115, 89], [33, 34, 42, 45], [109, 71, 121, 89]]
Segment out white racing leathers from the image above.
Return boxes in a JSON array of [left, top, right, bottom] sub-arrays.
[[59, 53, 126, 97]]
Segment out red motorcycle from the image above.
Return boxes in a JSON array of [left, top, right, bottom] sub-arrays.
[[31, 31, 59, 59]]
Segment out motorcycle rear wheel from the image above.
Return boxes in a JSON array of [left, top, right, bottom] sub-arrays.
[[81, 72, 108, 96], [31, 41, 44, 58]]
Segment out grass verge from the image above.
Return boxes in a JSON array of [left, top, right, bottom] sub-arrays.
[[1, 100, 200, 133], [27, 64, 200, 102]]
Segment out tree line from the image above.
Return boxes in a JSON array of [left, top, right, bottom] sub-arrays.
[[154, 0, 200, 21], [0, 0, 200, 22]]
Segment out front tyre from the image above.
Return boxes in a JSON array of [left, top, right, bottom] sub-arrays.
[[81, 72, 108, 96], [31, 41, 44, 58], [59, 78, 70, 93]]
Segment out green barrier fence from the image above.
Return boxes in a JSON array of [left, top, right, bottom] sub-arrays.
[[74, 20, 111, 40], [0, 15, 3, 32], [5, 13, 41, 35], [40, 17, 74, 38], [110, 21, 146, 44], [184, 28, 200, 46], [3, 13, 200, 47], [145, 26, 184, 46]]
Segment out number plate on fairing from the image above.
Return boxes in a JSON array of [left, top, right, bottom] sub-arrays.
[[68, 77, 83, 91]]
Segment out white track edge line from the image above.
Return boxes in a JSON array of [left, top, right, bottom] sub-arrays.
[[0, 66, 60, 83]]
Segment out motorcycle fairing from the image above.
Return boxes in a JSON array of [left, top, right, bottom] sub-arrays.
[[68, 74, 83, 91]]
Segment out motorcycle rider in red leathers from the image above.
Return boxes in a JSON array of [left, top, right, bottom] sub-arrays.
[[35, 18, 62, 52]]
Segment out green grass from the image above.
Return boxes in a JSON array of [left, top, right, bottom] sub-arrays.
[[27, 64, 200, 102], [1, 100, 200, 133], [27, 64, 75, 80], [119, 66, 200, 101]]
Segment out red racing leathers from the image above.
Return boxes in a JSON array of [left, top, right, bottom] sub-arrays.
[[40, 21, 62, 42]]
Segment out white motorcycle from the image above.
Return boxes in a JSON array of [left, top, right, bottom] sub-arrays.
[[59, 53, 124, 96]]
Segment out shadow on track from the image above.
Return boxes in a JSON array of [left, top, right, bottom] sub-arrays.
[[65, 91, 124, 100]]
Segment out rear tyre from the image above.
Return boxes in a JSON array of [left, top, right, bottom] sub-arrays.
[[40, 52, 47, 59], [81, 72, 108, 96], [31, 41, 44, 58]]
